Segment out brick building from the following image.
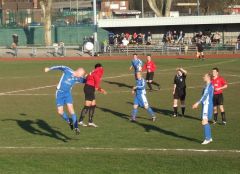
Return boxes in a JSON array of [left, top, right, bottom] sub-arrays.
[[0, 0, 41, 26]]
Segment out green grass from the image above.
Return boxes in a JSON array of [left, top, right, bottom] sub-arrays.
[[0, 58, 239, 173]]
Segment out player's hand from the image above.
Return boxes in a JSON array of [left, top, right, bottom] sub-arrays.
[[215, 88, 221, 91], [132, 90, 135, 95], [192, 102, 199, 109], [99, 88, 107, 95], [44, 67, 50, 72]]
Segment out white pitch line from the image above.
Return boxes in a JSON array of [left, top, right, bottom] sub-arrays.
[[0, 59, 238, 96], [0, 146, 239, 153], [1, 81, 240, 96], [0, 85, 56, 96]]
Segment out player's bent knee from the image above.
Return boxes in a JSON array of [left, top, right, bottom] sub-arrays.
[[202, 119, 208, 125], [133, 105, 138, 109]]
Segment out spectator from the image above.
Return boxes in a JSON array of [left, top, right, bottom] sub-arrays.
[[146, 31, 152, 45], [59, 41, 65, 57], [12, 34, 18, 57], [177, 31, 185, 44], [237, 33, 240, 50], [214, 32, 221, 43], [173, 31, 178, 43], [122, 37, 129, 47]]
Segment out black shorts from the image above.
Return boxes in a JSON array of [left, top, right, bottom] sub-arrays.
[[174, 88, 186, 101], [197, 49, 203, 52], [213, 93, 224, 106], [146, 72, 154, 81], [84, 84, 95, 101]]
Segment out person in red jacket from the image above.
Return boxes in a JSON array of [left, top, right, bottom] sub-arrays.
[[142, 55, 160, 91], [79, 63, 107, 127], [212, 67, 228, 125]]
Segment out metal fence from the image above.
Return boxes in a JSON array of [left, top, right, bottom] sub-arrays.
[[104, 44, 240, 56]]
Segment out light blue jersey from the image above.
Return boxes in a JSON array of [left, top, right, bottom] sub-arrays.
[[131, 58, 143, 73], [49, 66, 85, 106], [134, 78, 148, 107], [198, 83, 214, 120]]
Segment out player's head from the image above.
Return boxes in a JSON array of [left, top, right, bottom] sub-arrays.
[[203, 73, 212, 83], [136, 72, 142, 80], [133, 53, 138, 59], [176, 68, 183, 76], [95, 63, 102, 69], [212, 67, 219, 77], [74, 67, 85, 77], [147, 54, 151, 61]]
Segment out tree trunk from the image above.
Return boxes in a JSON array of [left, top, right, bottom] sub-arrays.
[[147, 0, 162, 17], [163, 0, 172, 17], [40, 0, 52, 46]]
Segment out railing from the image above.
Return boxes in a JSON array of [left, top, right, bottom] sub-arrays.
[[103, 44, 240, 56], [0, 43, 239, 58]]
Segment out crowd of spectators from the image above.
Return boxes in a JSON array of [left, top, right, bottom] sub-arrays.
[[237, 33, 240, 50], [109, 29, 226, 48], [109, 31, 153, 47]]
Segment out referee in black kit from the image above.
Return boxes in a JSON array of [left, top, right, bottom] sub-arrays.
[[172, 68, 187, 117], [196, 39, 204, 60]]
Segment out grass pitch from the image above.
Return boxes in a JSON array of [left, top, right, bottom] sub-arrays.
[[0, 58, 239, 174]]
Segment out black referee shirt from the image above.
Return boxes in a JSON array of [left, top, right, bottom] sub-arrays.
[[174, 74, 186, 89]]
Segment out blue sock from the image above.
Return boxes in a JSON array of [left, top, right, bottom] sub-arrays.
[[131, 109, 138, 118], [71, 114, 78, 128], [204, 124, 211, 140], [62, 112, 70, 123], [147, 107, 155, 117]]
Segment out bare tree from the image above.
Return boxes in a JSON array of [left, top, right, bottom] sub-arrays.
[[146, 0, 172, 17], [40, 0, 52, 46], [147, 0, 163, 17]]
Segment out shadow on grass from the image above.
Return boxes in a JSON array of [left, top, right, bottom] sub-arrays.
[[127, 102, 201, 121], [104, 80, 133, 89], [97, 107, 201, 143], [2, 118, 71, 142]]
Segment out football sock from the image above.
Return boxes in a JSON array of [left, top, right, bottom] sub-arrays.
[[62, 112, 70, 123], [173, 107, 178, 116], [181, 106, 185, 115], [79, 106, 90, 122], [71, 114, 78, 128], [147, 107, 155, 117], [88, 105, 96, 123], [147, 82, 153, 90], [214, 113, 218, 122], [204, 123, 211, 140], [132, 109, 138, 117], [221, 112, 226, 122]]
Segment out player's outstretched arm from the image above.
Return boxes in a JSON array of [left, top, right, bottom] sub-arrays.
[[180, 68, 187, 74]]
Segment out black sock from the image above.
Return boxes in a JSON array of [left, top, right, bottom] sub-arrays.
[[147, 82, 153, 90], [79, 106, 89, 122], [214, 113, 218, 122], [173, 107, 178, 116], [181, 107, 185, 115], [221, 112, 226, 122], [89, 105, 96, 123]]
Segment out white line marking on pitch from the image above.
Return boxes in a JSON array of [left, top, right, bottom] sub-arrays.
[[0, 146, 239, 153], [0, 59, 237, 95], [1, 81, 239, 96]]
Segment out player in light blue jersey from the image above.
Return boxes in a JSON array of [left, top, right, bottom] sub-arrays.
[[45, 65, 86, 134], [192, 73, 214, 145], [131, 72, 156, 122], [129, 53, 143, 79]]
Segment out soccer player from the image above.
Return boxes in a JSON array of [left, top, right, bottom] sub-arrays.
[[78, 63, 106, 128], [172, 68, 187, 117], [129, 53, 143, 79], [196, 39, 204, 60], [131, 72, 156, 122], [192, 73, 214, 145], [142, 54, 160, 91], [44, 66, 86, 134], [212, 67, 228, 125]]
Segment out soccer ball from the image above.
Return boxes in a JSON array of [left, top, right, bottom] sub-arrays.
[[84, 42, 94, 51]]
